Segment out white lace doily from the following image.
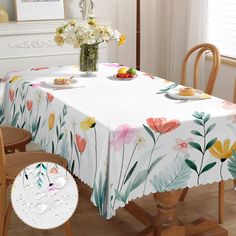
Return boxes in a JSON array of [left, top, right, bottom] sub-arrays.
[[11, 162, 78, 229]]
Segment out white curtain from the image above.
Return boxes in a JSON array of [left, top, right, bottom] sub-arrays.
[[155, 0, 207, 87]]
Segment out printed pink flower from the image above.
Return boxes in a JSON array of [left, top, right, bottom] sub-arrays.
[[26, 100, 33, 111], [47, 93, 54, 102], [31, 67, 49, 71], [173, 138, 193, 153], [9, 89, 14, 102], [147, 117, 180, 134], [111, 124, 137, 151], [50, 167, 58, 174], [75, 134, 87, 153]]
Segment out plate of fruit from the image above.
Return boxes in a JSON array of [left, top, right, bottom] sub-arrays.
[[115, 67, 137, 80]]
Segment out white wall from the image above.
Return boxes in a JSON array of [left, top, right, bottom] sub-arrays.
[[0, 0, 235, 101]]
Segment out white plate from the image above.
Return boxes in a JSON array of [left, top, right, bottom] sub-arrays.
[[167, 88, 203, 100], [45, 78, 78, 88]]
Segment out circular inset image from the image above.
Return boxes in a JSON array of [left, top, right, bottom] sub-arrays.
[[11, 162, 78, 230]]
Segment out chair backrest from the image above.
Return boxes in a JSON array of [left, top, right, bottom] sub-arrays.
[[0, 129, 6, 235], [234, 79, 236, 103], [181, 43, 221, 95]]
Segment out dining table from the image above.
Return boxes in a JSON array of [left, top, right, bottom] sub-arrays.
[[1, 63, 235, 236]]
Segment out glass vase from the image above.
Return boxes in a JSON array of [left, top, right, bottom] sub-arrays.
[[80, 43, 98, 74]]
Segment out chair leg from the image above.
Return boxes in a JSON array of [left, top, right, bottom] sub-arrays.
[[3, 202, 13, 236], [234, 179, 236, 190], [64, 221, 73, 236], [179, 187, 189, 202], [219, 181, 225, 224]]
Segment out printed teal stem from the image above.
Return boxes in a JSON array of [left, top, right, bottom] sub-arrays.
[[220, 162, 224, 181], [93, 127, 98, 184], [197, 123, 206, 185], [112, 139, 125, 209], [120, 142, 138, 191], [143, 134, 160, 194]]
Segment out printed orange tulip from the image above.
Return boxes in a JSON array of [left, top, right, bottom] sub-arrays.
[[9, 89, 14, 102], [209, 139, 236, 162], [76, 134, 87, 153], [47, 93, 54, 102], [48, 112, 55, 130], [26, 100, 33, 112], [147, 117, 180, 134], [50, 167, 58, 174]]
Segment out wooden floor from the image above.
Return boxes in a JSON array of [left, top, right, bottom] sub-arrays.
[[7, 179, 236, 236]]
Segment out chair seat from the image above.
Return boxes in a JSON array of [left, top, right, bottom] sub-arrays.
[[6, 152, 68, 184], [1, 126, 31, 152]]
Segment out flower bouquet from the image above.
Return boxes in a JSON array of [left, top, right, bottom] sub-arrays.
[[55, 18, 125, 73]]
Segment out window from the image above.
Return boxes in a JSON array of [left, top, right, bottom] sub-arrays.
[[207, 0, 236, 59]]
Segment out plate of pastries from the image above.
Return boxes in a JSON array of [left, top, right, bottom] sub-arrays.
[[167, 87, 204, 100], [46, 77, 78, 88]]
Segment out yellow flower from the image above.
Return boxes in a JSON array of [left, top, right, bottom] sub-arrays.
[[48, 112, 55, 130], [68, 19, 77, 26], [54, 34, 64, 46], [118, 34, 126, 46], [80, 117, 96, 131], [88, 18, 97, 26], [56, 26, 64, 34], [209, 139, 236, 161]]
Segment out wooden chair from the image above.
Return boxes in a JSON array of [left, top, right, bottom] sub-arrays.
[[180, 43, 222, 223], [0, 129, 73, 236], [180, 43, 221, 94], [0, 126, 31, 153]]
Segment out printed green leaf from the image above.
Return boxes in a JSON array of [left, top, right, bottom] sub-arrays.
[[42, 163, 47, 171], [70, 131, 73, 149], [193, 119, 203, 126], [205, 138, 217, 151], [200, 112, 205, 118], [148, 155, 165, 175], [206, 124, 216, 135], [59, 133, 64, 141], [35, 163, 41, 169], [201, 162, 217, 174], [56, 126, 59, 138], [189, 141, 202, 153], [203, 114, 210, 123], [151, 154, 191, 192], [185, 159, 198, 173], [124, 161, 138, 185], [11, 112, 20, 126], [191, 130, 203, 137], [123, 181, 133, 202], [115, 190, 124, 202], [131, 169, 148, 192], [71, 160, 75, 174], [228, 151, 236, 178], [52, 141, 55, 153], [193, 111, 201, 119], [143, 124, 155, 144]]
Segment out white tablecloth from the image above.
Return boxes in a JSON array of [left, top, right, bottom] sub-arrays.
[[1, 63, 236, 219]]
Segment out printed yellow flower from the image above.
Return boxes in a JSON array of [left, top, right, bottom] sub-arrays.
[[54, 34, 64, 46], [209, 139, 236, 161], [80, 117, 96, 131], [119, 34, 126, 46], [48, 112, 55, 130], [68, 19, 77, 26]]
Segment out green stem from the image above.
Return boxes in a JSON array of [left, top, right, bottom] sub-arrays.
[[143, 134, 160, 194], [120, 142, 138, 191], [93, 127, 98, 185], [220, 162, 224, 181], [197, 121, 206, 185]]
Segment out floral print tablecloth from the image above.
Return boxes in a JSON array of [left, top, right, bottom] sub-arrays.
[[1, 63, 236, 219]]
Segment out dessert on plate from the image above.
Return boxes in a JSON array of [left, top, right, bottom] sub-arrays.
[[179, 87, 195, 96], [54, 78, 72, 85]]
